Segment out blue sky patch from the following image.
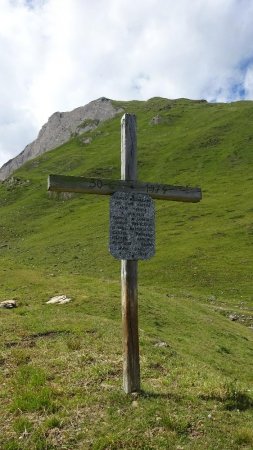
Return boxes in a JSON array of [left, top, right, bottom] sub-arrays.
[[238, 57, 253, 74]]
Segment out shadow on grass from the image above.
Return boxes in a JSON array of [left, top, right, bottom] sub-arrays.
[[225, 392, 253, 411], [4, 330, 73, 348], [199, 389, 253, 411], [139, 388, 253, 411], [138, 390, 183, 401]]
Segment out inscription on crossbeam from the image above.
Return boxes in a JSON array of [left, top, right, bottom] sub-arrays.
[[48, 175, 202, 203], [110, 192, 155, 260]]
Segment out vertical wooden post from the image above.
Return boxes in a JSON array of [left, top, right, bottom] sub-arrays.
[[121, 114, 140, 393]]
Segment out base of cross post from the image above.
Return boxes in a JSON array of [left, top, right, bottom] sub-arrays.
[[121, 259, 140, 393]]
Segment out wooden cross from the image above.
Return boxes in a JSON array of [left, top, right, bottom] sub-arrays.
[[48, 114, 202, 394]]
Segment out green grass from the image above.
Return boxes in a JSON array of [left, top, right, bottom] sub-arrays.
[[0, 97, 253, 449]]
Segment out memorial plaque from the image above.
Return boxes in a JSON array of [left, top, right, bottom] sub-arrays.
[[110, 191, 155, 260]]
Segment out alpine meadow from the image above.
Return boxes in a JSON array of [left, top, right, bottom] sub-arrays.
[[0, 97, 253, 449]]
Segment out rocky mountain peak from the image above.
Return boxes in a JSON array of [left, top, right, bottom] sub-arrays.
[[0, 97, 122, 181]]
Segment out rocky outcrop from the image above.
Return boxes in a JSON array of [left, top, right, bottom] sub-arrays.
[[0, 97, 122, 181]]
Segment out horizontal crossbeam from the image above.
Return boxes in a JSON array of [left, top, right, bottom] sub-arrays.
[[48, 174, 202, 203]]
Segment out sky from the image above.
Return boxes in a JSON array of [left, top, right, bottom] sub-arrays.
[[1, 0, 253, 167]]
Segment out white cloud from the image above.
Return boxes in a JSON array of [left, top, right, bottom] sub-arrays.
[[244, 63, 253, 98], [1, 0, 253, 167]]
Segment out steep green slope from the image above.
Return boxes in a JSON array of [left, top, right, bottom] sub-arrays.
[[1, 97, 252, 300], [0, 98, 252, 449]]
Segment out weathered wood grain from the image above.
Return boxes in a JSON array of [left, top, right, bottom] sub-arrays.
[[121, 114, 137, 181], [121, 114, 140, 393], [121, 259, 140, 393], [48, 175, 202, 203]]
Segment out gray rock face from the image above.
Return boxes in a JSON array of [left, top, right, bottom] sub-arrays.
[[0, 97, 122, 181]]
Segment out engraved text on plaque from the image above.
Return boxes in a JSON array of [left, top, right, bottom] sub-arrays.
[[110, 191, 155, 260]]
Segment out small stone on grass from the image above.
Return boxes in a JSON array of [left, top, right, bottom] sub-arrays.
[[46, 295, 71, 305], [0, 300, 17, 309], [154, 341, 168, 348]]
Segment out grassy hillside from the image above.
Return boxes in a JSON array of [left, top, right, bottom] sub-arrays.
[[0, 97, 253, 449]]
